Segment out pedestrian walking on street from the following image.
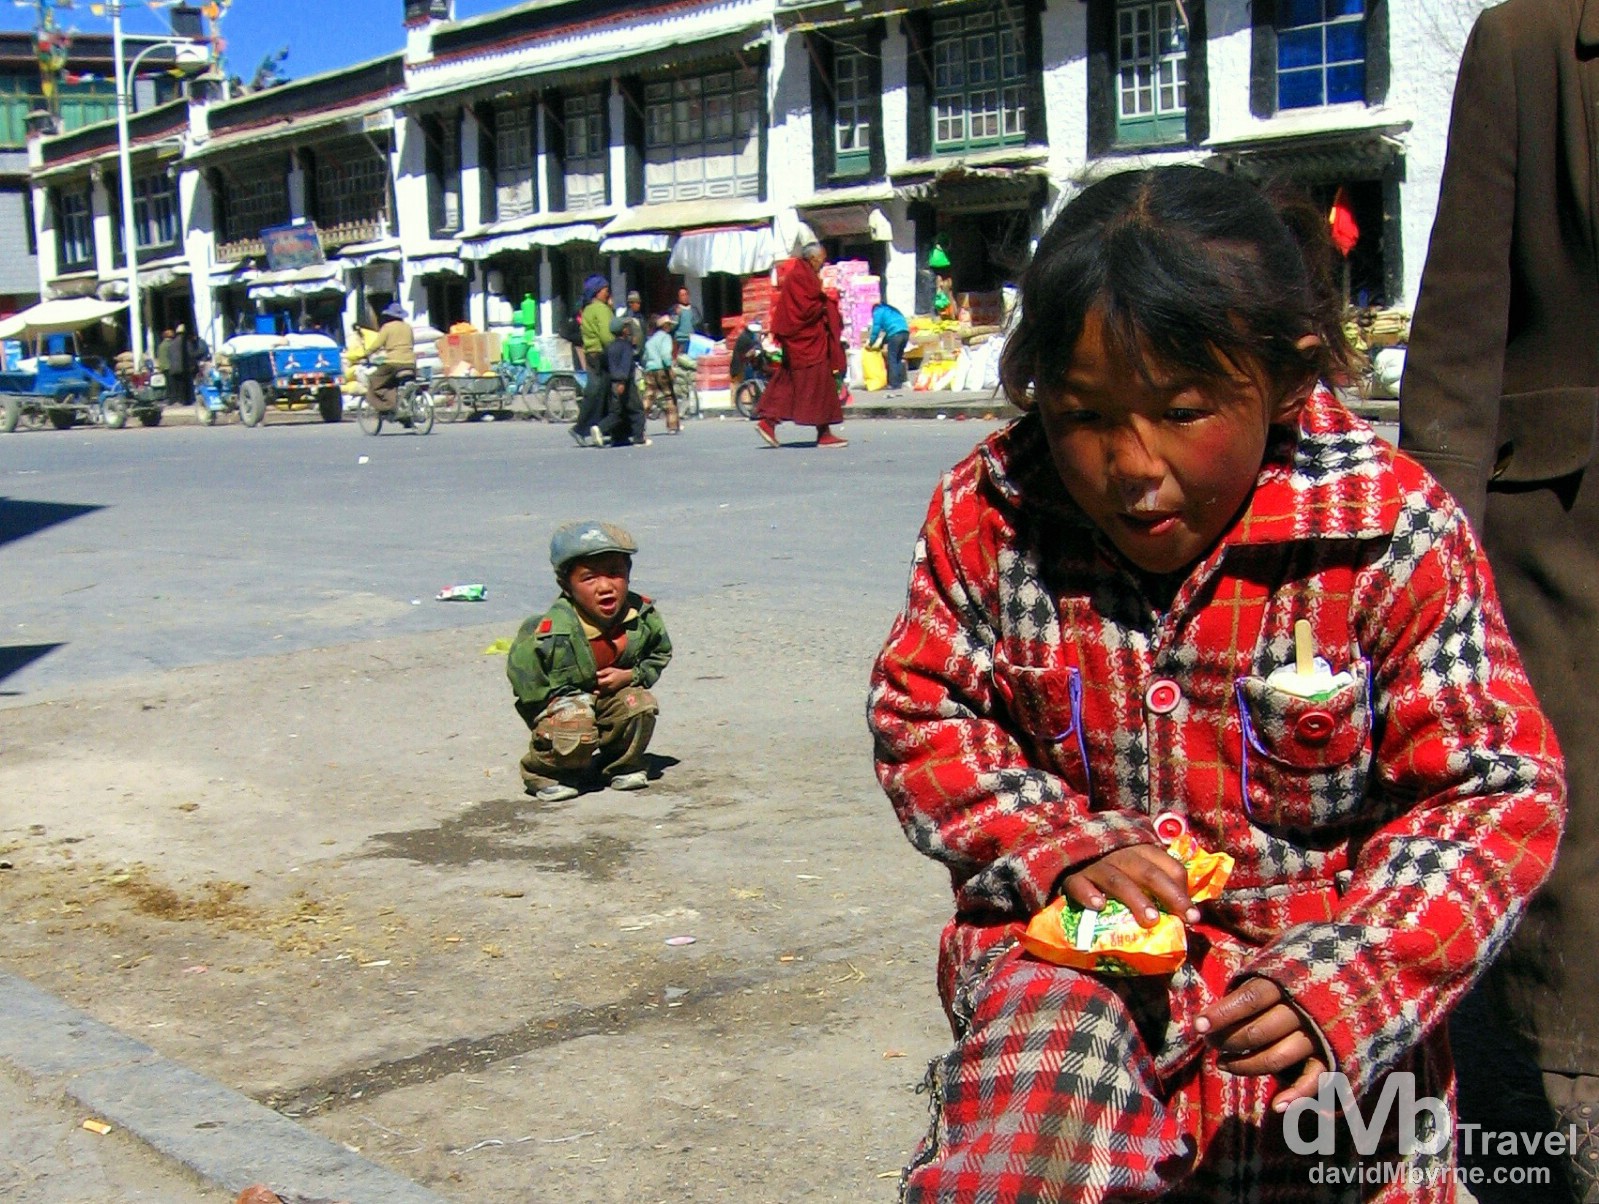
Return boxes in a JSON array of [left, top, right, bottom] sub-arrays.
[[507, 521, 672, 801], [671, 286, 701, 359], [1402, 2, 1599, 1197], [869, 165, 1566, 1202], [643, 314, 679, 433], [603, 313, 648, 447], [756, 242, 847, 449], [571, 275, 615, 447]]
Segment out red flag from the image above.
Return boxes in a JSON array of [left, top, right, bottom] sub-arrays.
[[1328, 186, 1360, 257]]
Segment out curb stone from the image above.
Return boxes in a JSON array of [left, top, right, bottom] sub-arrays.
[[0, 969, 450, 1204]]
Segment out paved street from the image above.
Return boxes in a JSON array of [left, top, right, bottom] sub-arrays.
[[0, 413, 995, 697], [0, 414, 1006, 1201]]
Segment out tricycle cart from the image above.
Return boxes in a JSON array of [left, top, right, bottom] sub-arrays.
[[203, 341, 344, 427], [431, 365, 583, 423], [0, 298, 146, 434], [431, 372, 510, 422]]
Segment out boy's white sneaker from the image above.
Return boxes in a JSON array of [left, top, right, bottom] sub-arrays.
[[608, 771, 648, 792], [533, 783, 580, 802]]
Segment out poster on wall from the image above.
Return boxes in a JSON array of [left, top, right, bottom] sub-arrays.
[[261, 223, 326, 271]]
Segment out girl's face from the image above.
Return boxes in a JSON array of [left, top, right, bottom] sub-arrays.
[[1037, 310, 1306, 576], [565, 553, 631, 625]]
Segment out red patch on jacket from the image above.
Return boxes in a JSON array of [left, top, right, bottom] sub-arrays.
[[537, 618, 553, 635]]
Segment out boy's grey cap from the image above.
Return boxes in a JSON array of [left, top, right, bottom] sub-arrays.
[[550, 521, 637, 571]]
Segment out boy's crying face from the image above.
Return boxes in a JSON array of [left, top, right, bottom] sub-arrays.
[[565, 552, 632, 626], [1037, 310, 1306, 576]]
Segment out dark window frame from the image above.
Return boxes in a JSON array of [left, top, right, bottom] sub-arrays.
[[53, 183, 95, 273], [808, 24, 886, 189], [1250, 0, 1388, 118], [1087, 0, 1207, 155]]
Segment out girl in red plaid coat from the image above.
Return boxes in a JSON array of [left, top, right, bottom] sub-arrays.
[[868, 167, 1567, 1202]]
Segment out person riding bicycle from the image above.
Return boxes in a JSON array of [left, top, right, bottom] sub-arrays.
[[365, 302, 416, 414], [733, 319, 769, 385]]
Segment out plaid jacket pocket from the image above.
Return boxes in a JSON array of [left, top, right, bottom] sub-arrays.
[[1235, 662, 1373, 831]]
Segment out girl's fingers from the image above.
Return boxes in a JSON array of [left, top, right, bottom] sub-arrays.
[[1272, 1058, 1330, 1112], [1216, 1031, 1317, 1077], [1208, 1003, 1303, 1055], [1195, 976, 1282, 1036]]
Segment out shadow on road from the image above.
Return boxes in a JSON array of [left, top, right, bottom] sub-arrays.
[[0, 643, 64, 694], [0, 497, 104, 551]]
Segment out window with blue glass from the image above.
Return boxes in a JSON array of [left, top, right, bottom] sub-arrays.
[[1277, 0, 1364, 110]]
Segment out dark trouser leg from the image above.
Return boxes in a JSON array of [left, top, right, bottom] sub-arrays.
[[573, 365, 611, 436], [518, 696, 599, 791], [1449, 980, 1570, 1202], [886, 331, 909, 389], [623, 380, 645, 443], [593, 687, 657, 778]]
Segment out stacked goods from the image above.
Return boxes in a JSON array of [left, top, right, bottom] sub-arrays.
[[439, 330, 502, 376], [741, 272, 774, 326], [695, 346, 732, 392]]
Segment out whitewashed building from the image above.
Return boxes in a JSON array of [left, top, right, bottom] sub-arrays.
[[27, 0, 1491, 356]]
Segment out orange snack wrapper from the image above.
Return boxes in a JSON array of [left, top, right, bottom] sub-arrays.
[[1020, 824, 1234, 976]]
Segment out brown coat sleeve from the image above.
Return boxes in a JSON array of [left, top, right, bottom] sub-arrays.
[[1399, 12, 1521, 528], [1401, 0, 1599, 529]]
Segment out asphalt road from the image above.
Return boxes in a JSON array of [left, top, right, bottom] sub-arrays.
[[0, 414, 999, 700]]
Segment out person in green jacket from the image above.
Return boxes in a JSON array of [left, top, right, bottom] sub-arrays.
[[571, 276, 616, 447], [507, 521, 672, 801]]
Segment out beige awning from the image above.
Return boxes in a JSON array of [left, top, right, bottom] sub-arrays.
[[603, 198, 772, 238], [0, 297, 127, 340]]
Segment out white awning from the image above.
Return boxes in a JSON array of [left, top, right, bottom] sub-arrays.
[[0, 297, 127, 340], [598, 232, 674, 255], [667, 226, 776, 276], [337, 239, 402, 268], [247, 263, 347, 300], [409, 254, 467, 277], [461, 222, 604, 260]]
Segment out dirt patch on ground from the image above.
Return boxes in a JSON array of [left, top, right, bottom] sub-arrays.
[[0, 618, 955, 1201]]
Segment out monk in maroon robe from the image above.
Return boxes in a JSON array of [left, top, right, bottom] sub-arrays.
[[756, 242, 848, 448]]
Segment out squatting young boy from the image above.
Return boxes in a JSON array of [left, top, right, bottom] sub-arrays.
[[507, 521, 671, 801]]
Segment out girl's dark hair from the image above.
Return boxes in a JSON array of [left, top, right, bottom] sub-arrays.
[[1000, 166, 1358, 411]]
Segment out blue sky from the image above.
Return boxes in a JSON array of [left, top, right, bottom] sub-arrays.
[[1, 0, 510, 83]]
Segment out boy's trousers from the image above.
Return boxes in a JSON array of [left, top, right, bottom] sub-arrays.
[[519, 688, 657, 790]]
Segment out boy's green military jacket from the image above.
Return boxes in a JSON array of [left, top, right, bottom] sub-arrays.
[[506, 593, 672, 727]]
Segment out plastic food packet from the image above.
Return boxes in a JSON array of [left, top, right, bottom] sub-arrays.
[[436, 584, 487, 602], [1019, 813, 1234, 976]]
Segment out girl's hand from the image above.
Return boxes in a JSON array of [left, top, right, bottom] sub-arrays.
[[595, 666, 631, 694], [1060, 845, 1198, 928], [1195, 978, 1328, 1110]]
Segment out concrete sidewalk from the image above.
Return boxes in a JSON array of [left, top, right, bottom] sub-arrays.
[[0, 970, 449, 1203]]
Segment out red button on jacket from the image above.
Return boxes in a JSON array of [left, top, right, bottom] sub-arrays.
[[1295, 710, 1336, 743]]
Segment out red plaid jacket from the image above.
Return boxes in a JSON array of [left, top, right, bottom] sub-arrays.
[[869, 393, 1565, 1098]]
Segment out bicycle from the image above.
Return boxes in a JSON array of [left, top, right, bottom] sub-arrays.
[[733, 372, 764, 419], [358, 371, 434, 435]]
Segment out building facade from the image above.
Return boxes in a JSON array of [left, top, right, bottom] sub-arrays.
[[27, 0, 1489, 357]]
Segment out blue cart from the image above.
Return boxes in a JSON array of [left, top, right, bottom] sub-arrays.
[[202, 343, 344, 427], [0, 299, 142, 433]]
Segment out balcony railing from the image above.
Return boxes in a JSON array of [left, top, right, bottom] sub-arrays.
[[216, 236, 265, 263]]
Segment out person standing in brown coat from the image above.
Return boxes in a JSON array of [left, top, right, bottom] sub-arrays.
[[1402, 1, 1599, 1199]]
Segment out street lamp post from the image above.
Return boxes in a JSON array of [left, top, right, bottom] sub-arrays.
[[110, 1, 204, 369]]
